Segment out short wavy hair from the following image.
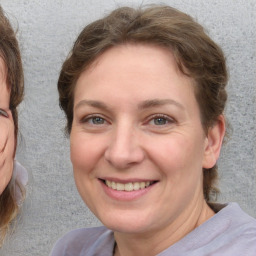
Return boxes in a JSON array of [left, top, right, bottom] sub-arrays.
[[58, 5, 228, 202], [0, 5, 24, 246]]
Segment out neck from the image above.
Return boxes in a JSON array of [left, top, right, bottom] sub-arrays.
[[114, 199, 214, 256]]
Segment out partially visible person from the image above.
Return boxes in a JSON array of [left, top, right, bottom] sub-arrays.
[[51, 5, 256, 256], [0, 5, 27, 247]]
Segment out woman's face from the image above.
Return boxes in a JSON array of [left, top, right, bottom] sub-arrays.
[[70, 44, 219, 234], [0, 57, 14, 194]]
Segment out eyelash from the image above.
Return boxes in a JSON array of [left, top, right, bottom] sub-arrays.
[[80, 113, 175, 127], [146, 114, 175, 126], [80, 114, 108, 125], [0, 109, 8, 118]]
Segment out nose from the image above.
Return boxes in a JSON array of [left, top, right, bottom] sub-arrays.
[[104, 125, 145, 169]]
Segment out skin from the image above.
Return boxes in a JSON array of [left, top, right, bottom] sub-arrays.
[[0, 57, 14, 195], [70, 44, 225, 256]]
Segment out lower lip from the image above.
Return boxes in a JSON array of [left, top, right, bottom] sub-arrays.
[[100, 180, 156, 201]]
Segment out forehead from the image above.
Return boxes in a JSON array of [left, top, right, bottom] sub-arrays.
[[75, 44, 194, 91], [74, 44, 198, 111], [77, 43, 196, 89]]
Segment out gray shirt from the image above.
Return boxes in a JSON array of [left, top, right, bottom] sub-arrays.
[[50, 203, 256, 255]]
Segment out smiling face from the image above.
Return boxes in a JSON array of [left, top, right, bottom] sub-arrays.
[[70, 44, 221, 236], [0, 57, 14, 195]]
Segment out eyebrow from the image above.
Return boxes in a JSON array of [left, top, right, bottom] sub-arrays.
[[74, 100, 109, 111], [138, 99, 185, 110], [75, 98, 184, 111]]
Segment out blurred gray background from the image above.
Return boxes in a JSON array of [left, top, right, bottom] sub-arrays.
[[0, 0, 255, 255]]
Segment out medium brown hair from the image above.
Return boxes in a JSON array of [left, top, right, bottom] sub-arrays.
[[0, 6, 24, 246], [58, 5, 228, 202]]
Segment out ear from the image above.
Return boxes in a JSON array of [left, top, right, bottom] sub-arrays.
[[203, 115, 226, 169]]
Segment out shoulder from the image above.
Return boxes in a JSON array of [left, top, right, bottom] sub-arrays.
[[217, 202, 256, 227], [50, 226, 115, 256], [164, 203, 256, 256], [208, 202, 256, 255]]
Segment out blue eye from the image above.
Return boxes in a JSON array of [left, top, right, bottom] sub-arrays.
[[153, 117, 168, 125], [148, 114, 174, 126], [0, 109, 8, 118], [91, 117, 105, 124], [81, 115, 107, 125]]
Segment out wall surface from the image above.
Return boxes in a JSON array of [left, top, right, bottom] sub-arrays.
[[0, 0, 255, 255]]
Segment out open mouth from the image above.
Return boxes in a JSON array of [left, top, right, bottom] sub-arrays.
[[100, 179, 157, 191]]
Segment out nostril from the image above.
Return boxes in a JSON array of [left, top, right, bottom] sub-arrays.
[[104, 147, 145, 169]]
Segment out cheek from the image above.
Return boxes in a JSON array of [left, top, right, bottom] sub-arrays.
[[0, 84, 11, 109], [150, 138, 190, 165], [70, 132, 105, 174], [148, 136, 205, 204], [70, 132, 106, 211], [70, 138, 92, 172], [148, 134, 205, 176], [0, 122, 14, 194]]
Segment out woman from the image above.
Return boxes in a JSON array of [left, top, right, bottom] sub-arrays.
[[51, 5, 256, 255], [0, 6, 26, 247]]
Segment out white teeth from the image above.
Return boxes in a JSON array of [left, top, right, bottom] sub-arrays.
[[116, 183, 124, 191], [105, 180, 153, 191], [125, 183, 133, 191], [133, 182, 140, 190], [111, 181, 117, 189]]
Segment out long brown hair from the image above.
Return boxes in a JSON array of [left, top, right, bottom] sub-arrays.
[[0, 5, 24, 246], [58, 5, 228, 202]]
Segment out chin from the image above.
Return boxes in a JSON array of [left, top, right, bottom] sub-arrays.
[[98, 210, 155, 234]]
